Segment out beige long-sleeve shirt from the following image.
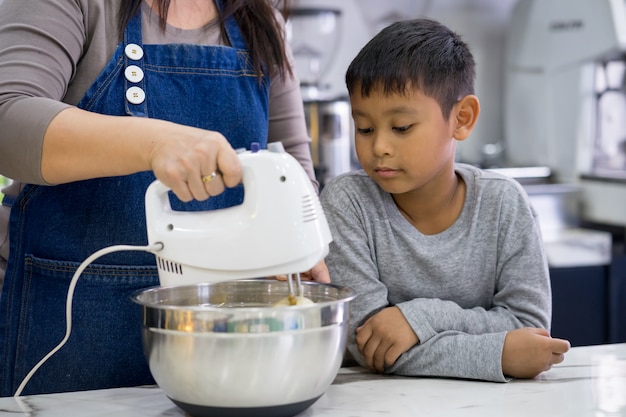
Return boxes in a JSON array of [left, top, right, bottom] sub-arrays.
[[0, 0, 315, 283]]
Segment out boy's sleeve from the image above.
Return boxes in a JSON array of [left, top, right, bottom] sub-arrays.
[[320, 180, 394, 373], [390, 331, 510, 382]]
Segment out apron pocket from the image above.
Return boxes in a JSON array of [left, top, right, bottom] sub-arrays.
[[13, 254, 159, 395]]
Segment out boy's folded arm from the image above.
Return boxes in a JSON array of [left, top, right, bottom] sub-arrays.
[[393, 224, 552, 345], [394, 295, 539, 346], [386, 331, 511, 382]]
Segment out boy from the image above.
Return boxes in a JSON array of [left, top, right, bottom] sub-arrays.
[[320, 18, 570, 382]]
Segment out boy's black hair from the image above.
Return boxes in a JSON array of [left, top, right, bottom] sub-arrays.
[[346, 18, 475, 119]]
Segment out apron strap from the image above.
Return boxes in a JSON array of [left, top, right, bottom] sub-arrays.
[[218, 1, 248, 51]]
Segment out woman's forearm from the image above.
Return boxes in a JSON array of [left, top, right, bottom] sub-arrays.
[[41, 107, 163, 184], [41, 106, 242, 203]]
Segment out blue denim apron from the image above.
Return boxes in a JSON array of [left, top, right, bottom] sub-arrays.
[[0, 9, 269, 396]]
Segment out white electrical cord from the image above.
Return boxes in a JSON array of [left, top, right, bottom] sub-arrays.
[[13, 242, 163, 397]]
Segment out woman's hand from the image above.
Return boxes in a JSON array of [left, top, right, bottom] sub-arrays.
[[299, 260, 330, 283], [147, 123, 242, 202], [273, 260, 331, 284]]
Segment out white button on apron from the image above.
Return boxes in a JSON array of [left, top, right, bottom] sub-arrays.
[[125, 65, 144, 83], [125, 43, 144, 60], [126, 86, 146, 104]]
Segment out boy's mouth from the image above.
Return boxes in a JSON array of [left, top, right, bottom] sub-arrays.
[[374, 167, 400, 178]]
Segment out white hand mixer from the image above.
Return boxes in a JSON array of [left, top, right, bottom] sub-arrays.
[[146, 142, 331, 286], [14, 142, 332, 396]]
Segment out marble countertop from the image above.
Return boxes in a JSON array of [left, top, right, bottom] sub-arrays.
[[1, 343, 625, 417]]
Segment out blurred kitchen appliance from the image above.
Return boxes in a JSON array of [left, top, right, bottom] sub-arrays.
[[505, 0, 626, 227], [287, 8, 356, 188], [357, 0, 433, 37], [287, 7, 341, 99], [303, 98, 355, 188], [505, 0, 626, 348]]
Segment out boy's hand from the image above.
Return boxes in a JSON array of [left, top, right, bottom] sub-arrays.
[[502, 327, 571, 378], [355, 306, 419, 373]]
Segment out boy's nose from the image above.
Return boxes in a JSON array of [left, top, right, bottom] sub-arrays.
[[371, 134, 393, 157]]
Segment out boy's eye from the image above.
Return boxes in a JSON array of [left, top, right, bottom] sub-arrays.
[[392, 124, 413, 133], [356, 127, 373, 135]]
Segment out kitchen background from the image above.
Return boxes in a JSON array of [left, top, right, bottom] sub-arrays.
[[290, 0, 514, 167], [287, 0, 626, 348], [0, 0, 624, 346]]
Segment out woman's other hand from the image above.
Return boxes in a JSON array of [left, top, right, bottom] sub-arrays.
[[296, 260, 330, 283], [272, 260, 331, 284]]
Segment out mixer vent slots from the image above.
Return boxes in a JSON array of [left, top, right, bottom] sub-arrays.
[[157, 256, 183, 275], [301, 194, 319, 223]]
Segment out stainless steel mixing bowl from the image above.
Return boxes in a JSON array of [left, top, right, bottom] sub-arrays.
[[132, 278, 355, 417]]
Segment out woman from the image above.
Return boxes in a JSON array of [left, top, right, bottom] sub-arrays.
[[0, 0, 325, 396]]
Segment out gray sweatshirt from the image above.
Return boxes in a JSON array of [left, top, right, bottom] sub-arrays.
[[320, 164, 551, 382]]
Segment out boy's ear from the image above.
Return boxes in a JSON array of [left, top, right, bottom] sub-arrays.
[[452, 95, 480, 141]]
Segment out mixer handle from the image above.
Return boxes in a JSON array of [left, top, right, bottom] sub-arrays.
[[145, 144, 292, 219]]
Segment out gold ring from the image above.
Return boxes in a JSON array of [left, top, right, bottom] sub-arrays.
[[201, 172, 216, 184]]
